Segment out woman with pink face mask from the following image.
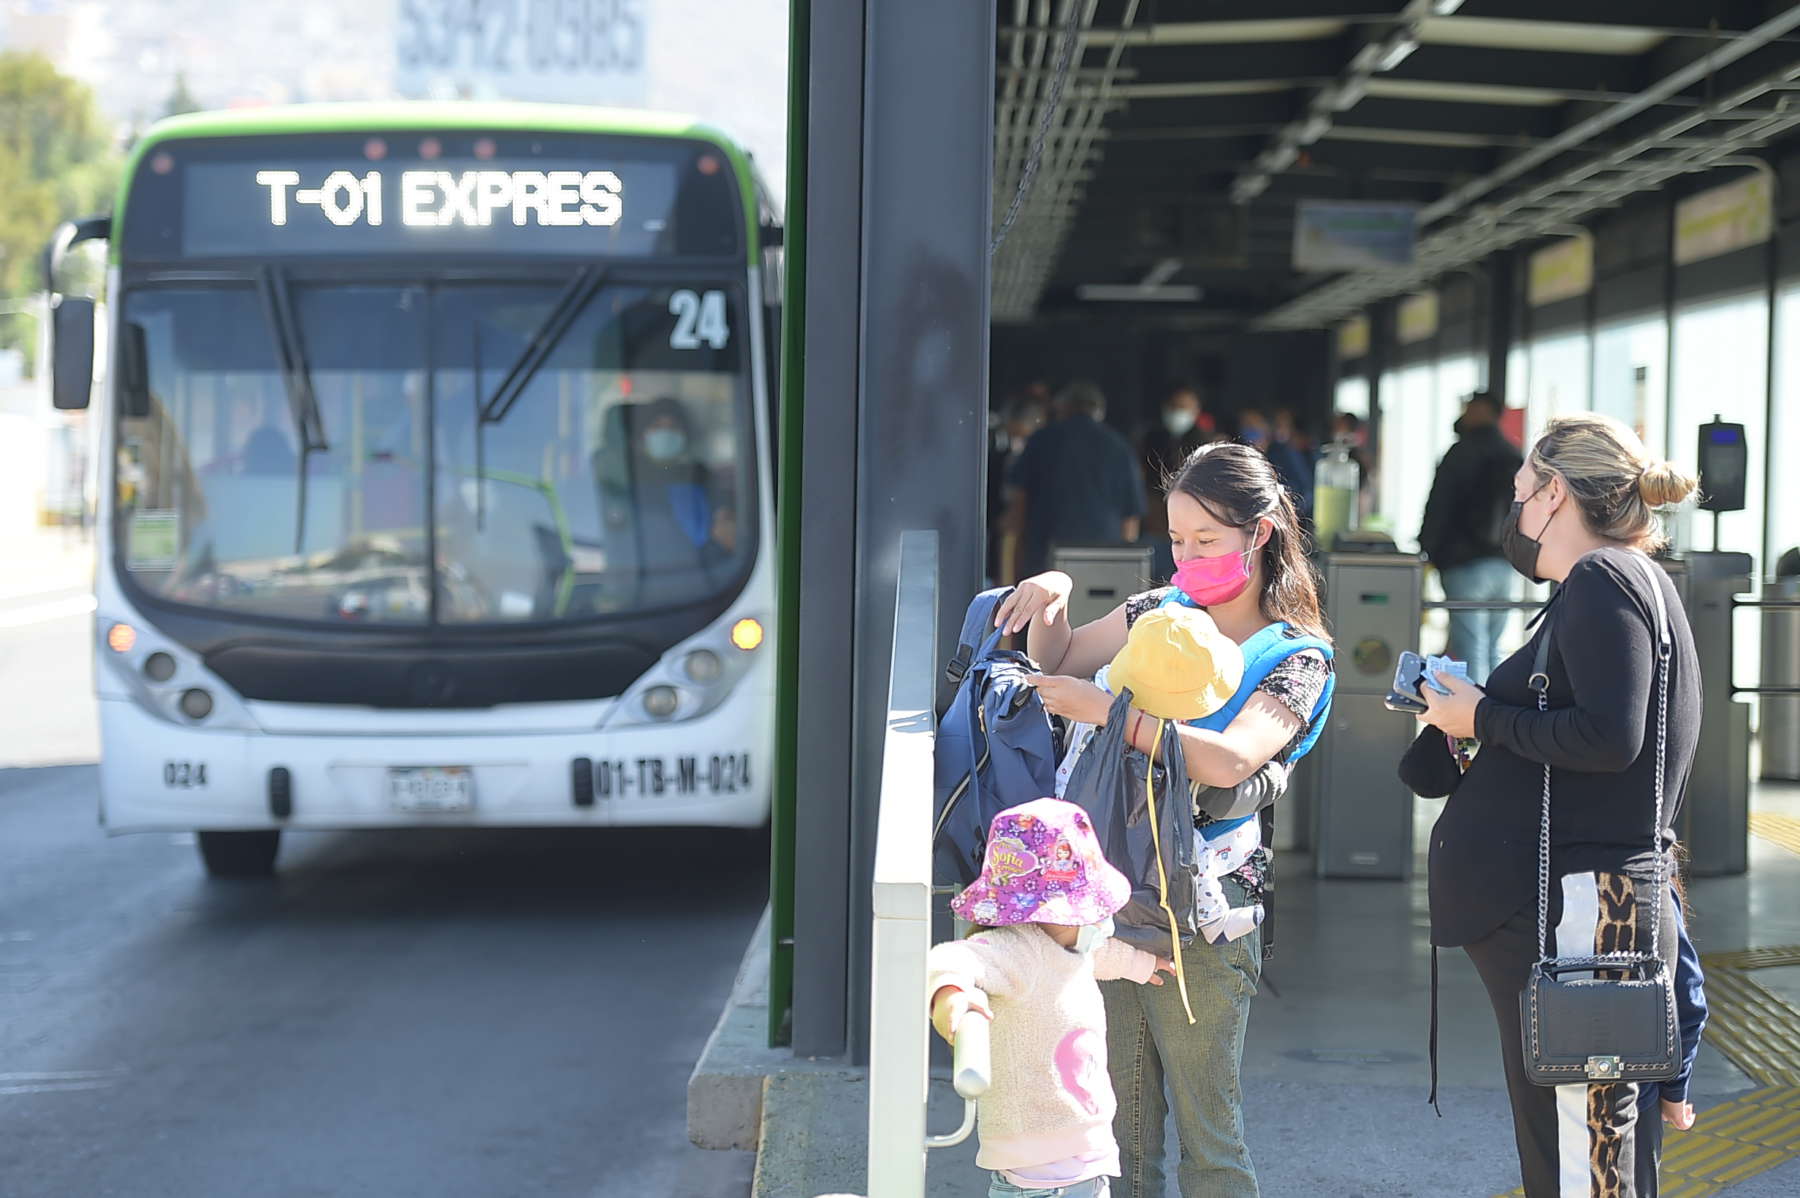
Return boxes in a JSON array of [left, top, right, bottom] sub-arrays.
[[992, 441, 1335, 1198]]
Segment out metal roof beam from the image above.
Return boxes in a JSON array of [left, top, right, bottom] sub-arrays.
[[1451, 0, 1771, 38]]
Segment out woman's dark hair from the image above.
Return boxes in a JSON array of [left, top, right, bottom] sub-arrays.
[[1167, 442, 1328, 641]]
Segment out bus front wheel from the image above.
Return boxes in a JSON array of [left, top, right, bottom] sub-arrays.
[[197, 830, 281, 878]]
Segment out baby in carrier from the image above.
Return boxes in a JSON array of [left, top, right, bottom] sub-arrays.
[[1056, 605, 1265, 944]]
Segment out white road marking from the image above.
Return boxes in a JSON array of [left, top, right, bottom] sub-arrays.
[[0, 595, 96, 629], [0, 1069, 124, 1096]]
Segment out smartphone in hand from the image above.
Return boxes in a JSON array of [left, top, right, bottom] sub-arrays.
[[1385, 651, 1429, 714]]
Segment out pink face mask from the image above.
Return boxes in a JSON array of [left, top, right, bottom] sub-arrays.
[[1172, 533, 1256, 607]]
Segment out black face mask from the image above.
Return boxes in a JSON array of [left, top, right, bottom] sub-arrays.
[[1500, 488, 1554, 582]]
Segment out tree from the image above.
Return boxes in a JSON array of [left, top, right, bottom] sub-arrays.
[[0, 52, 118, 366], [163, 71, 201, 119]]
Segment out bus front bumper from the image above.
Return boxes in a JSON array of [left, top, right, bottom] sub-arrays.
[[96, 697, 771, 832]]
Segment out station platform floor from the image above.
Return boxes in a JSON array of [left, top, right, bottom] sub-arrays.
[[876, 778, 1800, 1197]]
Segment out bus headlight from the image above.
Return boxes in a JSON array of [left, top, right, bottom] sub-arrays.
[[730, 618, 764, 652], [179, 688, 214, 721], [641, 685, 681, 719], [684, 650, 723, 684]]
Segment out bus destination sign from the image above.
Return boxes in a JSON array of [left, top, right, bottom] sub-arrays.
[[121, 133, 743, 261], [182, 159, 673, 257], [254, 167, 625, 230]]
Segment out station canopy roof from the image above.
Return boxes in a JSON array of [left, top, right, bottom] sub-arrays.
[[992, 0, 1800, 328]]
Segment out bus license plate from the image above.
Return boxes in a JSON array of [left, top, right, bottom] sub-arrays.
[[388, 766, 474, 813]]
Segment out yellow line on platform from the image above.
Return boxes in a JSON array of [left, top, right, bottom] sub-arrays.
[[1750, 811, 1800, 858], [1492, 1089, 1800, 1198]]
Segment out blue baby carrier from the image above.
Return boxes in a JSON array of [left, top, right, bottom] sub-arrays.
[[932, 587, 1063, 889], [1159, 590, 1335, 784]]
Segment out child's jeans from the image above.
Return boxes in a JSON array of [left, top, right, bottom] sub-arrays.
[[989, 1176, 1110, 1198]]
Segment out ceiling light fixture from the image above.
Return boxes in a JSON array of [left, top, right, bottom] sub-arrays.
[[1261, 143, 1299, 172], [1076, 283, 1204, 303], [1331, 77, 1369, 110], [1296, 114, 1331, 145], [1377, 30, 1419, 72], [1431, 0, 1465, 14]]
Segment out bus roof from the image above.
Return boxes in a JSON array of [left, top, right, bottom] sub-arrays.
[[113, 102, 767, 261]]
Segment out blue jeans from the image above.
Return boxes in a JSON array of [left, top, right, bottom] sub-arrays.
[[1102, 876, 1262, 1198], [1437, 556, 1517, 684], [988, 1176, 1110, 1198]]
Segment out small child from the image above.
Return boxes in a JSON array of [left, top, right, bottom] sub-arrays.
[[928, 798, 1171, 1198], [1106, 605, 1263, 944]]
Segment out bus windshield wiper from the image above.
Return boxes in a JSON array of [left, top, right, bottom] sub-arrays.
[[257, 267, 329, 553], [478, 266, 606, 425]]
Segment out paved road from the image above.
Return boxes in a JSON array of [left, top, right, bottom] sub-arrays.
[[0, 763, 766, 1198]]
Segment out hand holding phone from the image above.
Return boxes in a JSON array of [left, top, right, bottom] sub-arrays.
[[1385, 651, 1429, 714]]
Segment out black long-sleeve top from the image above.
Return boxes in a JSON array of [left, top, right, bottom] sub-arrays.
[[1399, 547, 1702, 948]]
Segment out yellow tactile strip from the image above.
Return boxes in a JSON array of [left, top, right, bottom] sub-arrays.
[[1493, 946, 1800, 1197], [1750, 811, 1800, 857], [1494, 1088, 1800, 1198], [1699, 959, 1800, 1088]]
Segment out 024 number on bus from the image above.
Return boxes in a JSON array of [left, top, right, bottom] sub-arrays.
[[593, 753, 751, 799]]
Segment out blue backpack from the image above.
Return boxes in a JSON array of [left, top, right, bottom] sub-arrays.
[[932, 588, 1064, 889]]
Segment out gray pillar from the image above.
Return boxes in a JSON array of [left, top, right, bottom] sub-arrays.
[[791, 0, 992, 1061]]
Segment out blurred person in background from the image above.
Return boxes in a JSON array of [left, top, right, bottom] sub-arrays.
[[1418, 390, 1523, 682], [1236, 406, 1314, 516], [990, 390, 1049, 583], [1269, 408, 1315, 511], [1139, 382, 1216, 577], [1004, 380, 1144, 579]]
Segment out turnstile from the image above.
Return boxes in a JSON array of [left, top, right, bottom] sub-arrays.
[[1761, 560, 1800, 781], [1313, 553, 1424, 879], [1050, 545, 1154, 629], [1678, 552, 1753, 875]]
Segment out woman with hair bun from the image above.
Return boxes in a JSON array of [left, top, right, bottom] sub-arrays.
[[1402, 414, 1703, 1197]]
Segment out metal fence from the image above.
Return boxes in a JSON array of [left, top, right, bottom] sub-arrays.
[[866, 529, 990, 1198]]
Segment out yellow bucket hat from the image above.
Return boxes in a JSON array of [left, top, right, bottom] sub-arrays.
[[1107, 606, 1245, 721]]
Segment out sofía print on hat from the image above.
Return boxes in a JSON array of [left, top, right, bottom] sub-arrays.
[[951, 797, 1131, 927]]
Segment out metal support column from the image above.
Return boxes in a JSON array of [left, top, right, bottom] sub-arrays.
[[789, 0, 993, 1062], [788, 0, 866, 1060]]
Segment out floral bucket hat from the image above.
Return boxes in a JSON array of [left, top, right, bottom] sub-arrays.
[[950, 798, 1130, 928]]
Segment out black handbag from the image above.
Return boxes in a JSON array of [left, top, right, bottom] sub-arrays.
[[1519, 552, 1680, 1086]]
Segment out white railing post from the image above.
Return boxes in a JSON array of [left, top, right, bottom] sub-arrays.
[[867, 530, 939, 1198]]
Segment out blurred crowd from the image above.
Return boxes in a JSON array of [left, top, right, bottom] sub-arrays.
[[987, 380, 1371, 584]]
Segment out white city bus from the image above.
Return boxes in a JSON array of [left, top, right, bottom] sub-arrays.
[[44, 104, 778, 876]]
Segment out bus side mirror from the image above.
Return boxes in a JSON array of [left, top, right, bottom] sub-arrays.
[[50, 297, 95, 411], [120, 322, 151, 419]]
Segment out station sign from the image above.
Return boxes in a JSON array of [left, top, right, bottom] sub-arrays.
[[1336, 314, 1371, 361], [1293, 201, 1417, 272], [1396, 291, 1438, 345], [1675, 173, 1772, 266], [1528, 235, 1593, 307], [396, 0, 647, 106]]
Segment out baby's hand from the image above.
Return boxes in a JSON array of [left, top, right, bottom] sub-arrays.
[[930, 986, 989, 1043], [1145, 957, 1176, 986], [1662, 1099, 1696, 1131]]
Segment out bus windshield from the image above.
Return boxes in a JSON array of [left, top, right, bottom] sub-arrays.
[[114, 275, 753, 626]]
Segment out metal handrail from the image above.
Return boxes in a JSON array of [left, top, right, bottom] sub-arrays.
[[869, 529, 987, 1198], [925, 1012, 992, 1149]]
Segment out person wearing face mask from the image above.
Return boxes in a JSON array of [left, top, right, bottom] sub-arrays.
[[1138, 385, 1215, 576], [1418, 391, 1525, 684], [593, 397, 736, 603], [993, 443, 1336, 1198], [1400, 414, 1702, 1198]]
